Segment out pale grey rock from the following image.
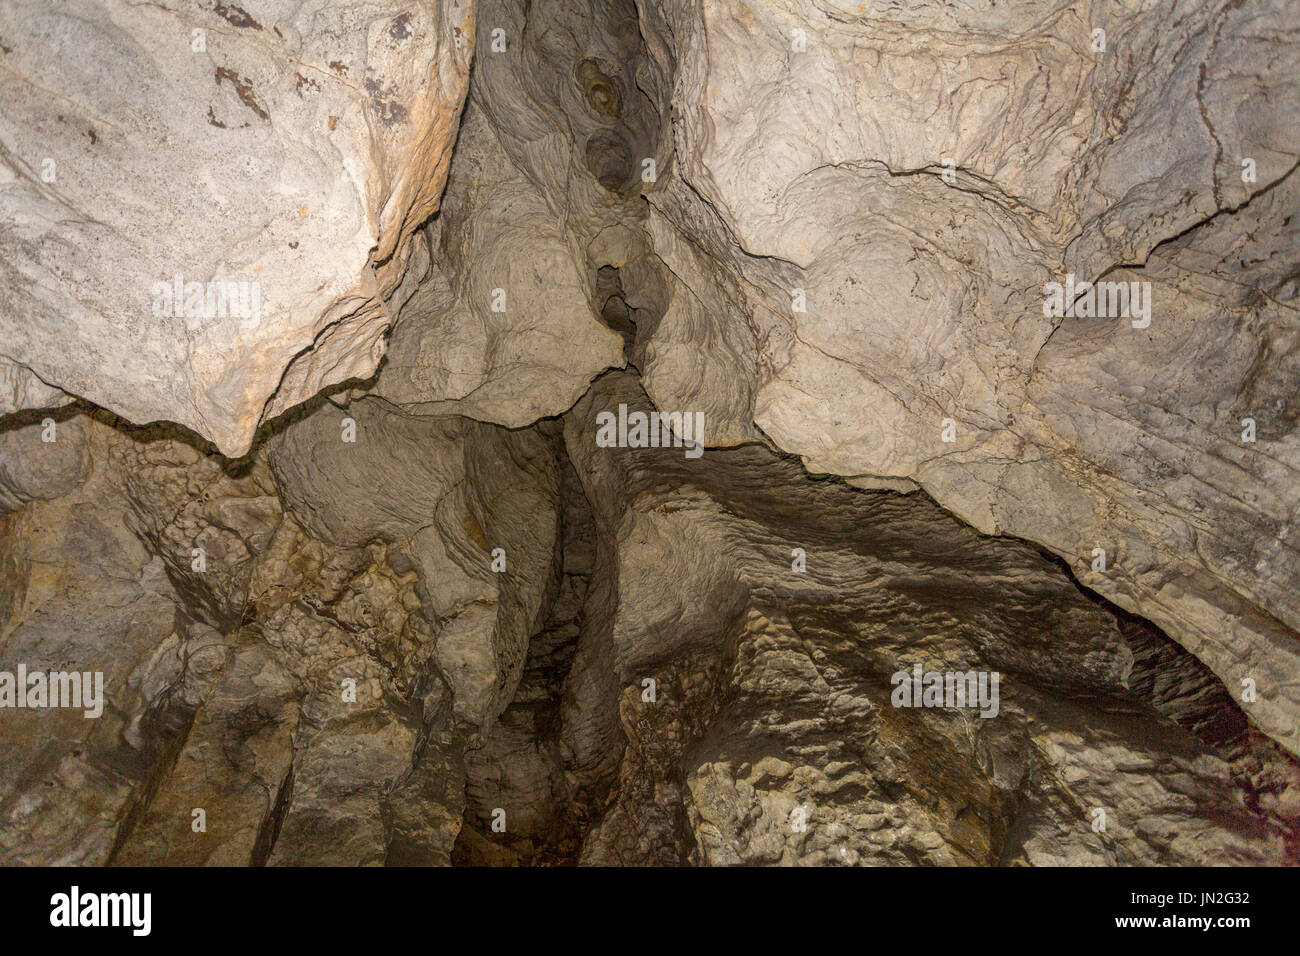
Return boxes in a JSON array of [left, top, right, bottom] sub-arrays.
[[1, 0, 1298, 868], [629, 0, 1300, 756], [373, 104, 626, 425], [0, 0, 472, 456], [0, 364, 66, 419]]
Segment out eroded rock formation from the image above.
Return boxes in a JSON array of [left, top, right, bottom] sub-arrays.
[[0, 0, 1297, 866], [0, 0, 472, 456]]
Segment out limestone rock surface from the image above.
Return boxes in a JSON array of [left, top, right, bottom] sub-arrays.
[[0, 0, 473, 456], [1, 0, 1298, 868], [627, 0, 1300, 756]]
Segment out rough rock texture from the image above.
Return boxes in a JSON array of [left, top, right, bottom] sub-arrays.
[[552, 374, 1299, 865], [1, 0, 1299, 866], [625, 0, 1300, 757], [372, 104, 626, 424], [0, 397, 568, 865], [0, 0, 473, 455]]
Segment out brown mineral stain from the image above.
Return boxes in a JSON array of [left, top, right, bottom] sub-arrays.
[[213, 3, 263, 30], [215, 66, 269, 122], [329, 60, 348, 76], [298, 206, 309, 218], [328, 115, 338, 131]]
